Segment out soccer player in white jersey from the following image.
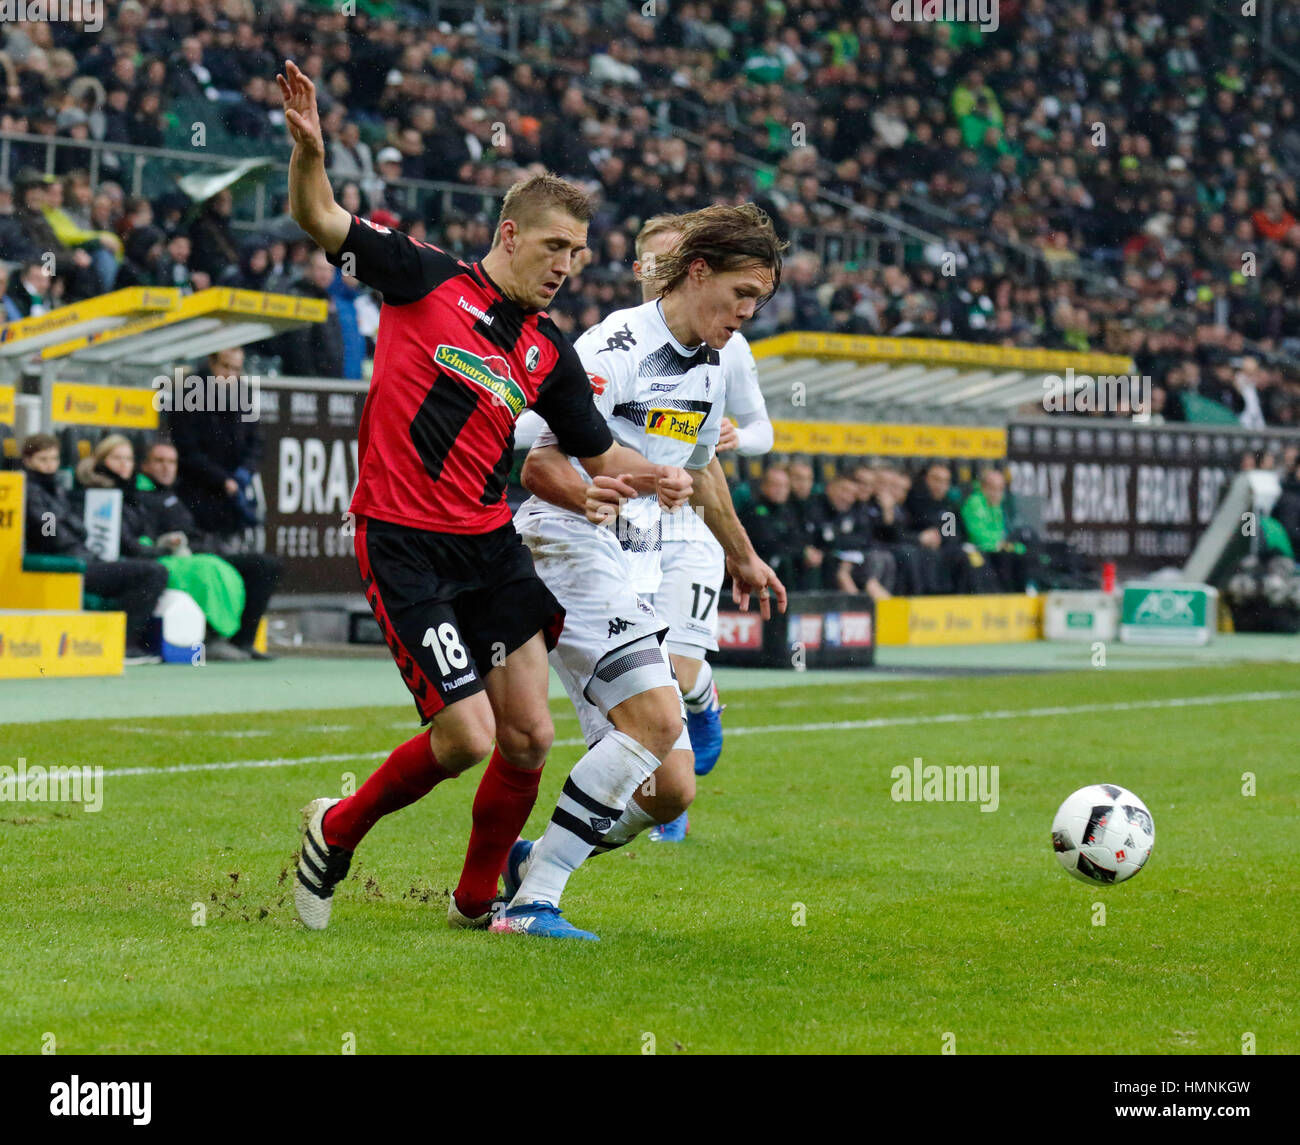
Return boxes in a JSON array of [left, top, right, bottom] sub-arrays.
[[634, 215, 775, 842], [491, 204, 788, 940]]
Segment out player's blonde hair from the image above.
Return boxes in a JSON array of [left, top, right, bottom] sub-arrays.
[[634, 213, 683, 259], [491, 172, 595, 248]]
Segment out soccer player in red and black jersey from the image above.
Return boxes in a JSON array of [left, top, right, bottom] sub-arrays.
[[276, 61, 692, 931]]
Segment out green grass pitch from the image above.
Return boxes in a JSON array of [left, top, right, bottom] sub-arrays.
[[2, 662, 1296, 1054]]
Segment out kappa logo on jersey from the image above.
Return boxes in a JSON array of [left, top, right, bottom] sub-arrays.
[[360, 216, 391, 234], [526, 345, 541, 372], [597, 323, 637, 353], [587, 372, 609, 395], [649, 382, 677, 392], [607, 617, 633, 637], [646, 407, 706, 443], [435, 345, 528, 417]]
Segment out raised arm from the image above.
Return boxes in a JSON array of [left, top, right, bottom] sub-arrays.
[[278, 60, 351, 254]]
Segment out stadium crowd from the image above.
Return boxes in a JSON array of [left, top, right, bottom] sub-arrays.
[[4, 0, 1300, 424]]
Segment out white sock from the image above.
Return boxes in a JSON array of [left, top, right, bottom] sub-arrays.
[[591, 795, 658, 853], [681, 659, 716, 713], [510, 729, 660, 909]]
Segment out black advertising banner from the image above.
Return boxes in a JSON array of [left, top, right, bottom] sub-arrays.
[[714, 592, 874, 668], [1005, 418, 1300, 572], [255, 380, 364, 594]]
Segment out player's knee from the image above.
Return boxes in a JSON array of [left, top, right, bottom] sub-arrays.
[[634, 705, 684, 761], [431, 720, 495, 773], [655, 769, 695, 818], [496, 714, 553, 768]]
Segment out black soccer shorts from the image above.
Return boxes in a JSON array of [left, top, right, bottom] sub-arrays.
[[354, 515, 565, 723]]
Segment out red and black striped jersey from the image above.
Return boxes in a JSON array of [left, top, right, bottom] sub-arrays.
[[326, 214, 612, 534]]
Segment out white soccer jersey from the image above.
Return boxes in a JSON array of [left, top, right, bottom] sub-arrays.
[[670, 330, 769, 545], [520, 298, 725, 593]]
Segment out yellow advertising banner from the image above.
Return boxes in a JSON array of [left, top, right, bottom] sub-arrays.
[[0, 610, 125, 678], [0, 383, 13, 426], [0, 287, 178, 349], [50, 382, 159, 429], [751, 331, 1133, 375], [0, 472, 83, 610], [770, 421, 1006, 459], [875, 594, 1042, 646]]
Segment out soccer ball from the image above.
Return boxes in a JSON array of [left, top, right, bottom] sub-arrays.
[[1051, 784, 1154, 885]]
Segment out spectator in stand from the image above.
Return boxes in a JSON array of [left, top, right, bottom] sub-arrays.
[[76, 434, 252, 661], [804, 473, 893, 600], [903, 462, 973, 594], [161, 232, 210, 292], [114, 224, 169, 289], [5, 259, 56, 318], [857, 463, 928, 595], [169, 346, 266, 548], [738, 464, 806, 588], [137, 440, 281, 660], [188, 190, 241, 282], [785, 457, 823, 587], [12, 169, 98, 300], [1252, 191, 1297, 243], [278, 249, 346, 377], [21, 433, 168, 665], [961, 468, 1027, 593], [329, 119, 377, 192]]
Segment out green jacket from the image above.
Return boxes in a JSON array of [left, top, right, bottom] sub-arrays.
[[961, 489, 1009, 553]]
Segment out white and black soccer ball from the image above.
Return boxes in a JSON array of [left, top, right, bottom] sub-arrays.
[[1051, 784, 1154, 885]]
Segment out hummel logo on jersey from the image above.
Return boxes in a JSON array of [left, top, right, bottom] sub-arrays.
[[526, 345, 540, 371], [607, 617, 633, 637], [590, 816, 613, 833], [457, 295, 494, 325], [597, 324, 636, 353]]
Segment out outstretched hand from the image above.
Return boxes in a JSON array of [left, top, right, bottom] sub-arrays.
[[727, 552, 788, 619], [277, 60, 324, 158]]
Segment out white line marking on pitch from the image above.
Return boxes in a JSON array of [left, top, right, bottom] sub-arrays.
[[110, 726, 275, 737], [5, 690, 1292, 789]]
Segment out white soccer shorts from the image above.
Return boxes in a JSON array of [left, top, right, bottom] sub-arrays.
[[652, 532, 726, 659], [515, 505, 689, 751]]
